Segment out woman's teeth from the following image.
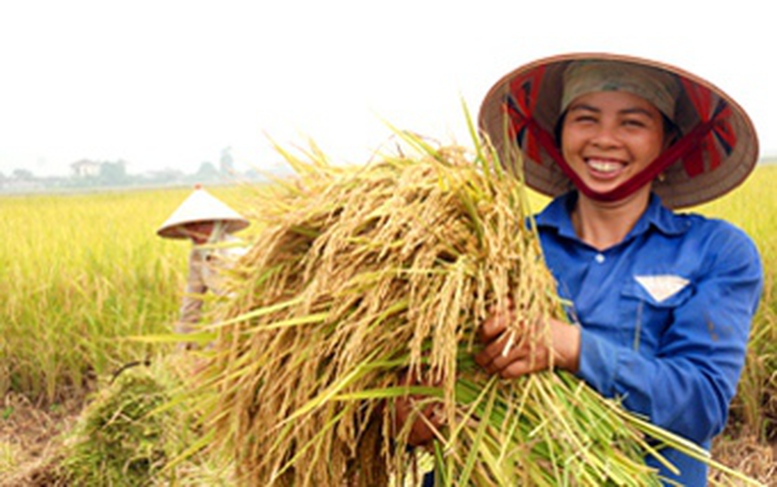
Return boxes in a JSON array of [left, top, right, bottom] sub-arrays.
[[588, 160, 622, 173]]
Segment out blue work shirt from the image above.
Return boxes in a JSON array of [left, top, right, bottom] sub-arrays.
[[535, 192, 763, 486]]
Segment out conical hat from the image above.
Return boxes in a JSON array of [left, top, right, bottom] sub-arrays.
[[478, 52, 759, 209], [156, 186, 249, 239]]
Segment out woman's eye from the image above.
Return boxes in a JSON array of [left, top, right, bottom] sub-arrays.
[[623, 118, 646, 127], [572, 115, 596, 123]]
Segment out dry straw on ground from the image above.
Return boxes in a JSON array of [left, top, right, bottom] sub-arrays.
[[191, 127, 761, 486]]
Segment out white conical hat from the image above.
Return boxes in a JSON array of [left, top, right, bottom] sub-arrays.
[[156, 185, 250, 239]]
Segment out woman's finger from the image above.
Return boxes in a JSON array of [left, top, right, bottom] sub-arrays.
[[474, 331, 506, 370], [479, 313, 505, 342], [475, 332, 521, 372], [478, 300, 515, 342]]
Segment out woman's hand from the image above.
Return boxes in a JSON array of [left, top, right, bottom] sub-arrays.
[[392, 371, 444, 447], [474, 302, 581, 378]]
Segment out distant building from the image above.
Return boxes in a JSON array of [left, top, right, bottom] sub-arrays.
[[71, 159, 101, 178]]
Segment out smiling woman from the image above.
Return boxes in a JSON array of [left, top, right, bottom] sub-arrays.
[[470, 52, 764, 485]]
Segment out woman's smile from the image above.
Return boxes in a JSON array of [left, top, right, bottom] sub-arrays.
[[585, 157, 626, 179], [561, 90, 665, 198]]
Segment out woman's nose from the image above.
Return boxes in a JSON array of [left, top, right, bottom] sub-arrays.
[[589, 122, 621, 149]]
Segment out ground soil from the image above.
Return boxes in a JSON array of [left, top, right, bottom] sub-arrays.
[[1, 392, 81, 486], [1, 391, 775, 486]]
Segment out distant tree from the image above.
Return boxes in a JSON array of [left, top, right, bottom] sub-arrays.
[[145, 168, 185, 184], [195, 161, 220, 181], [12, 168, 34, 180], [99, 160, 128, 185], [220, 146, 234, 175]]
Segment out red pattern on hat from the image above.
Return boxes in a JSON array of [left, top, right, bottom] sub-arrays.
[[680, 78, 736, 177], [505, 66, 546, 164]]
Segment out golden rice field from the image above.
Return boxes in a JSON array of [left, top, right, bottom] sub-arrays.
[[0, 184, 261, 403], [1, 164, 776, 484]]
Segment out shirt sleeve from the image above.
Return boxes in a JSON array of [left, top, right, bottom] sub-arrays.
[[576, 225, 763, 444], [175, 250, 208, 333]]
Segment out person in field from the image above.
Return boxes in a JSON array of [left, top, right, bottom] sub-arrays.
[[156, 184, 249, 350], [402, 53, 764, 485]]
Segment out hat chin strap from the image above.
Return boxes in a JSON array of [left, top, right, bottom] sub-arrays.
[[520, 104, 729, 203]]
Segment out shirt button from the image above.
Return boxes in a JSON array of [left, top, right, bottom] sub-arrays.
[[595, 253, 605, 264]]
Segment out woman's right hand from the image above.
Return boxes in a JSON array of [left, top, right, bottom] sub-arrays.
[[474, 301, 581, 378]]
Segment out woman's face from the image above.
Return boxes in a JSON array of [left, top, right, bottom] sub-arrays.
[[182, 221, 215, 244], [560, 90, 666, 200]]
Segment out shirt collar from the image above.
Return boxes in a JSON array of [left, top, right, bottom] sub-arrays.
[[534, 191, 690, 240], [534, 191, 578, 239]]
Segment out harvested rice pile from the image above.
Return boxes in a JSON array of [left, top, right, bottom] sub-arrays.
[[196, 133, 752, 486], [58, 363, 178, 486], [55, 356, 236, 487]]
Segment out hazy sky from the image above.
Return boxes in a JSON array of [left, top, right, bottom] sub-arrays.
[[1, 0, 773, 177]]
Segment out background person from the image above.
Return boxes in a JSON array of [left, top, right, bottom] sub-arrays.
[[156, 184, 249, 349]]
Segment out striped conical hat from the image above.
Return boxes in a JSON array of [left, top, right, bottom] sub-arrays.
[[478, 52, 759, 209], [156, 185, 249, 239]]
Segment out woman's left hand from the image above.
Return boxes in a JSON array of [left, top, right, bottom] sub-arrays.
[[392, 371, 444, 447], [474, 303, 581, 379]]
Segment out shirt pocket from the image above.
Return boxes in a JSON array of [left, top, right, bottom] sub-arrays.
[[617, 279, 694, 351], [621, 277, 694, 308]]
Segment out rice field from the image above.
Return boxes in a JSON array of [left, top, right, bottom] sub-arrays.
[[695, 165, 777, 447], [0, 184, 268, 400], [1, 162, 775, 484]]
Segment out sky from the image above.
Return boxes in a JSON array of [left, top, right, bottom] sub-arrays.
[[0, 0, 774, 178]]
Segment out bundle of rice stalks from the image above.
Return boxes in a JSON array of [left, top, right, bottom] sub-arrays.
[[58, 359, 193, 486], [194, 125, 757, 486]]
